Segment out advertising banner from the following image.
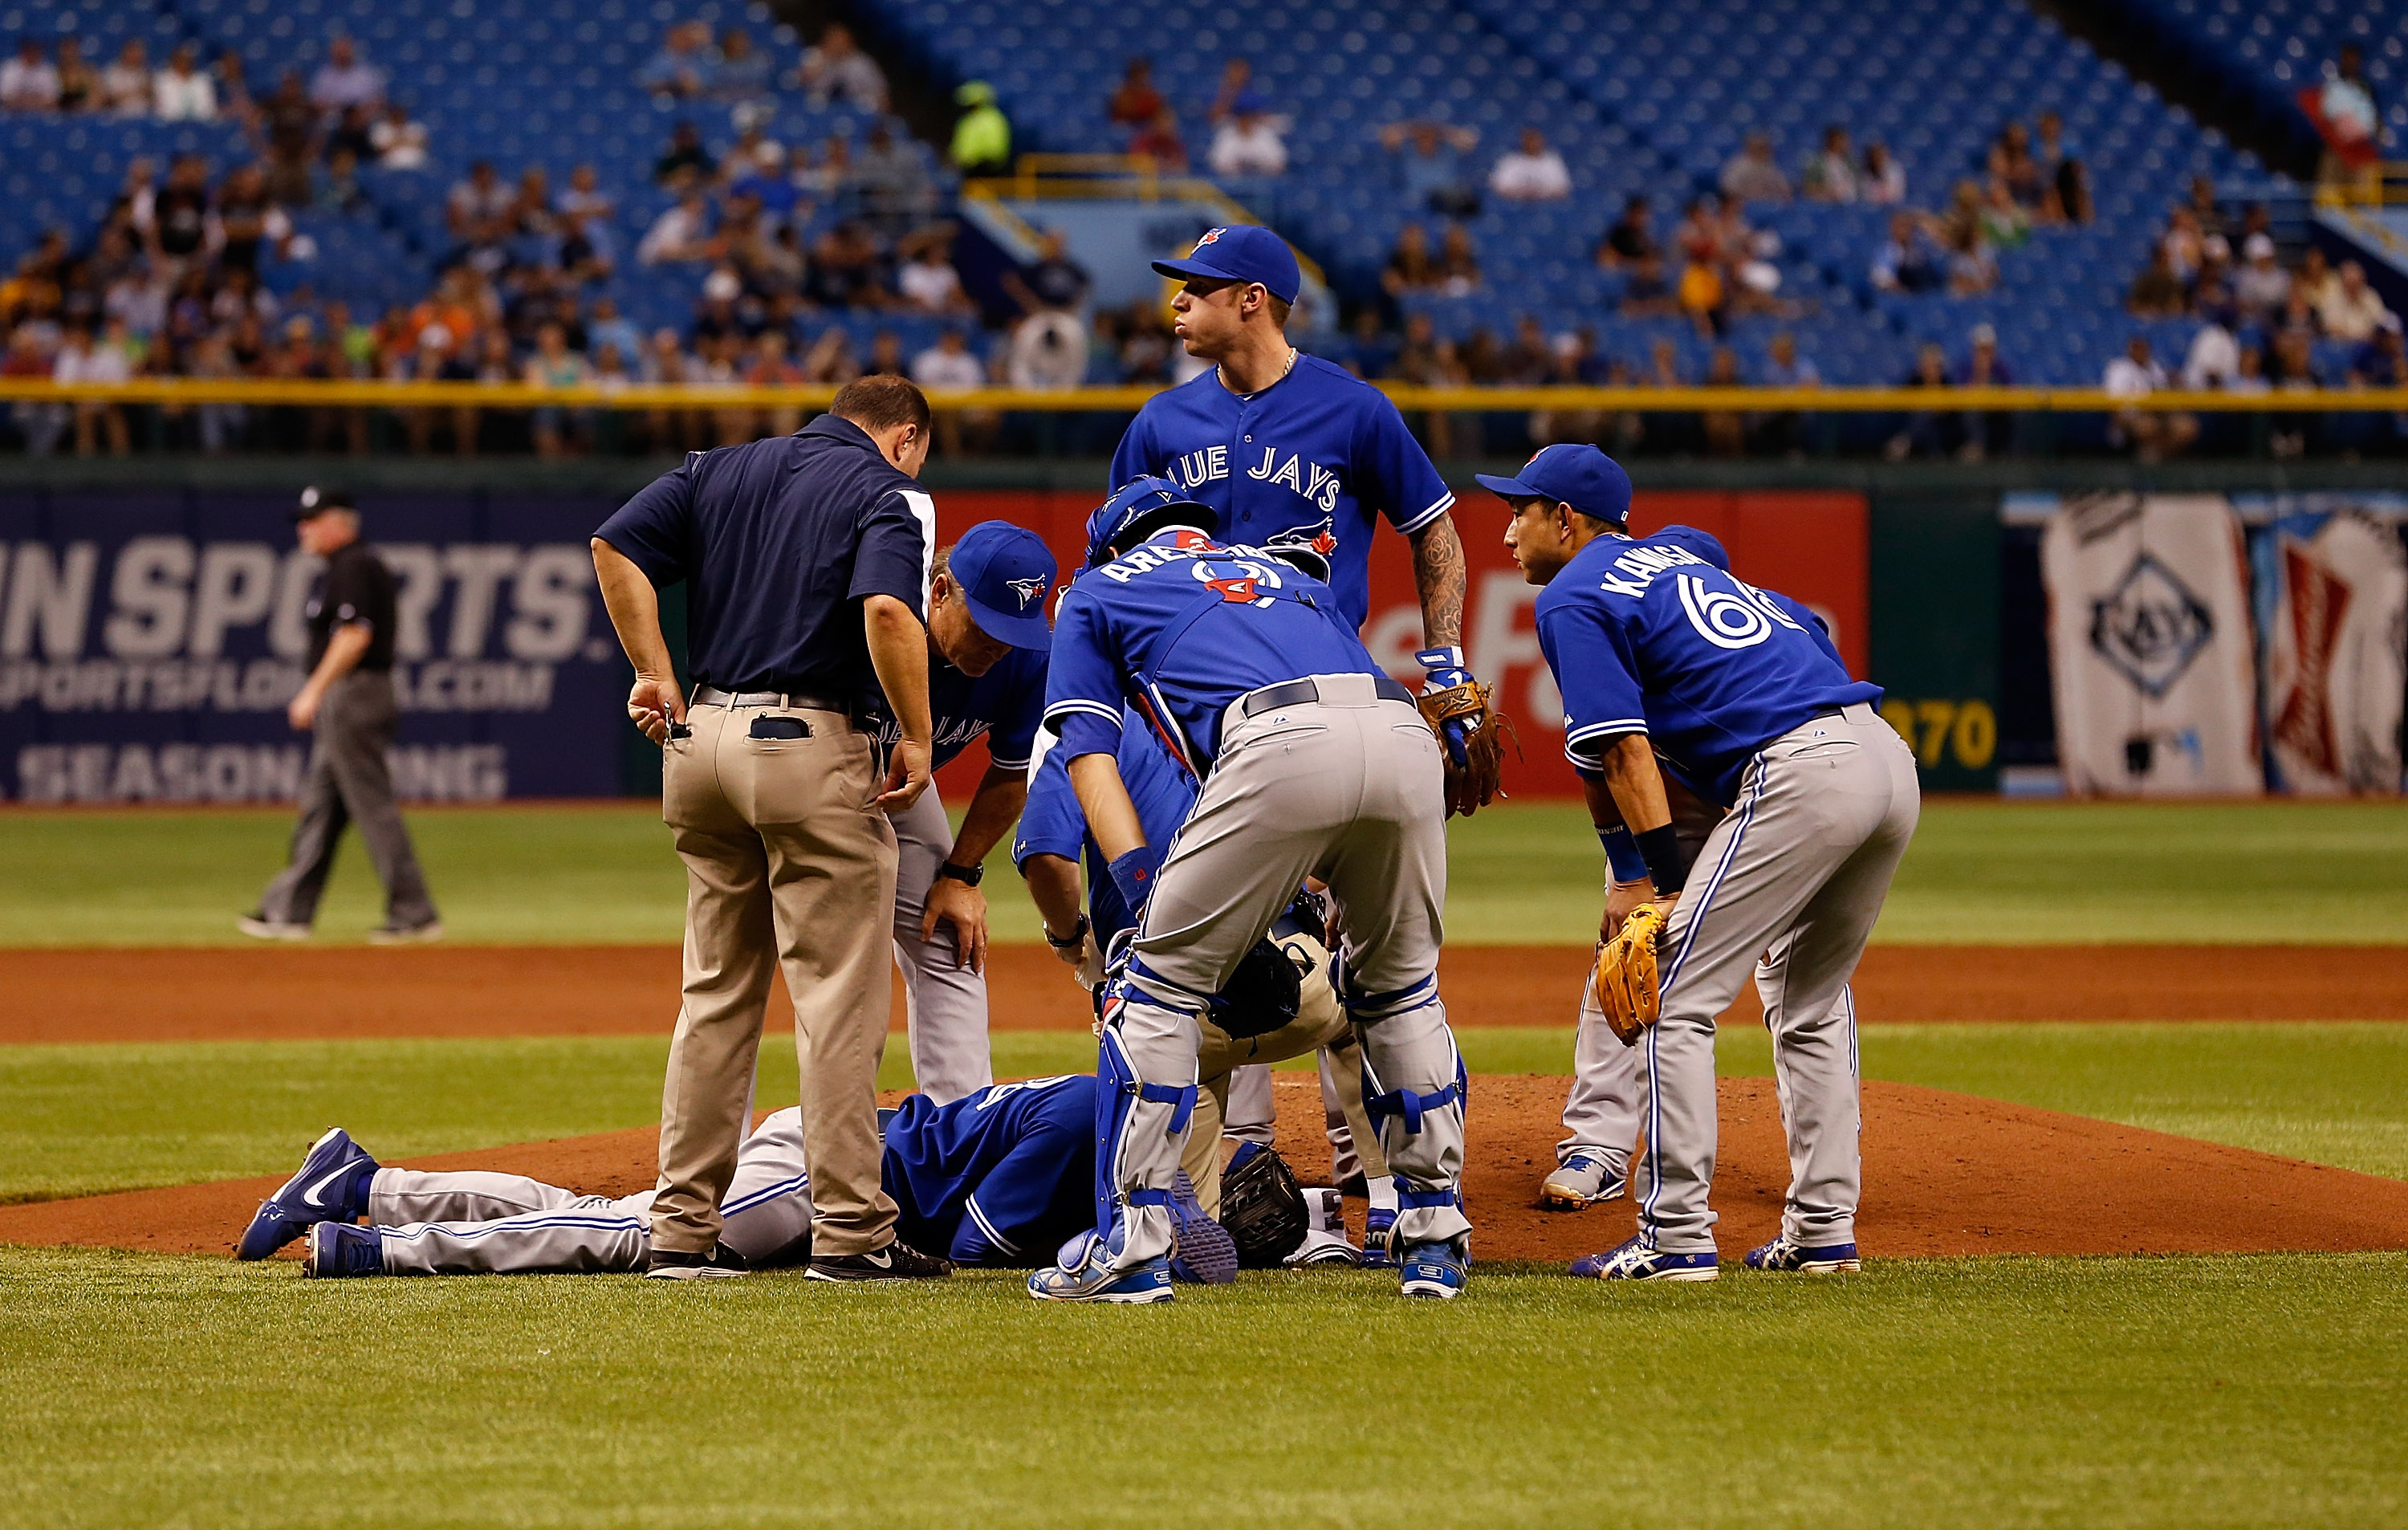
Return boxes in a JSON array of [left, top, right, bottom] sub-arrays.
[[2251, 505, 2406, 796], [928, 486, 1870, 801], [0, 491, 629, 802], [2038, 493, 2260, 796]]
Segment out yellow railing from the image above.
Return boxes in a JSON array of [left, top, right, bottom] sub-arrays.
[[0, 379, 2394, 412]]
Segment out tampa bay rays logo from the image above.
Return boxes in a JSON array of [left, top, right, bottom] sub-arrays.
[[1006, 576, 1048, 610]]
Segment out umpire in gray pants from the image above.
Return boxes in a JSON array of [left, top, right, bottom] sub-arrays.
[[241, 486, 441, 945]]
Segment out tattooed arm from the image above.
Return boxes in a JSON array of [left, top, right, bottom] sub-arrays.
[[1407, 511, 1468, 649]]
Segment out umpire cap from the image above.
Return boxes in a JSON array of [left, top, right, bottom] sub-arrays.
[[292, 484, 356, 521], [1084, 476, 1217, 567]]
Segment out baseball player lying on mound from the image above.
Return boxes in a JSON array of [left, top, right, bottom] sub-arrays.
[[234, 1076, 1238, 1282]]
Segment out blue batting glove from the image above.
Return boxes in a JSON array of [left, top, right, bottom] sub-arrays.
[[1415, 647, 1476, 769]]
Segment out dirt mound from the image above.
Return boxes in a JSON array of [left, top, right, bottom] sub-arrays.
[[9, 943, 2402, 1047], [9, 1076, 2408, 1263]]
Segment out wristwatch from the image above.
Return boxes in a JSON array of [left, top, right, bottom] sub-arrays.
[[935, 861, 984, 888], [1044, 914, 1091, 951]]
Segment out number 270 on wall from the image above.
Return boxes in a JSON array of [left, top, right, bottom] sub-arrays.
[[1881, 698, 1996, 771]]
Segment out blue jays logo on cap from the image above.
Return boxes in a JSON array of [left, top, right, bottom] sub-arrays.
[[1196, 227, 1225, 246], [950, 520, 1059, 650]]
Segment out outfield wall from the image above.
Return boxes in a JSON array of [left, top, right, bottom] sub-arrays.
[[3, 469, 2399, 802]]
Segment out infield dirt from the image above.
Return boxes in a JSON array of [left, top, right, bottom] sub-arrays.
[[10, 942, 2403, 1045], [9, 1073, 2408, 1263]]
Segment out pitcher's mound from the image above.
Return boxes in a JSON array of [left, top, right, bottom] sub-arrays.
[[7, 1076, 2408, 1261]]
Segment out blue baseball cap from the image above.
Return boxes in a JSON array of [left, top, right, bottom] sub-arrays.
[[1151, 225, 1302, 307], [950, 520, 1058, 649], [1474, 444, 1633, 527], [1084, 475, 1218, 567], [1642, 523, 1729, 571]]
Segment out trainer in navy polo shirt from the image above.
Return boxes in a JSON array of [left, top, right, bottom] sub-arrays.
[[593, 413, 934, 704]]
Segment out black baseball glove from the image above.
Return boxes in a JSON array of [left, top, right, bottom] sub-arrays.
[[1218, 1141, 1309, 1268]]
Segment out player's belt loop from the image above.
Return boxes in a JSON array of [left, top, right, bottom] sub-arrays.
[[1235, 674, 1416, 718]]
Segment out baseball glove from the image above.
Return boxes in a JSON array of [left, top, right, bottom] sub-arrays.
[[1589, 902, 1669, 1046], [1218, 1141, 1309, 1268], [1208, 936, 1304, 1040], [1417, 679, 1518, 818]]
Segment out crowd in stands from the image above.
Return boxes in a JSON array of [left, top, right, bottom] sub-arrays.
[[4, 21, 2406, 462]]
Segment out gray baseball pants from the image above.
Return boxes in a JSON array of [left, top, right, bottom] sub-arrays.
[[888, 786, 994, 1104], [1636, 702, 1918, 1254], [1102, 675, 1470, 1270], [372, 1109, 813, 1275], [254, 670, 437, 930]]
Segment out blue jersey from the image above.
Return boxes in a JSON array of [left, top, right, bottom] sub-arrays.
[[1109, 353, 1454, 628], [1014, 713, 1201, 940], [882, 1075, 1096, 1268], [1536, 532, 1882, 808], [865, 645, 1047, 772], [1044, 528, 1381, 773]]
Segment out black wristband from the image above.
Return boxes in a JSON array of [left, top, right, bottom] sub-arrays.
[[1633, 824, 1690, 897], [1044, 914, 1090, 951]]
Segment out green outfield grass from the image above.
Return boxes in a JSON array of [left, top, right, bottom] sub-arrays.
[[12, 1023, 2408, 1204], [2, 1247, 2402, 1529], [3, 800, 2405, 947]]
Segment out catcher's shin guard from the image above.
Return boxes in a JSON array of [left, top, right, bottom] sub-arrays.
[[1352, 987, 1471, 1247], [1094, 986, 1201, 1271]]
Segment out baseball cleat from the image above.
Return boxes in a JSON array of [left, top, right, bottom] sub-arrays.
[[237, 1127, 378, 1260], [1539, 1154, 1626, 1211], [1166, 1171, 1239, 1285], [1743, 1235, 1861, 1274], [806, 1240, 952, 1282], [1358, 1205, 1397, 1268], [1027, 1252, 1175, 1304], [1570, 1235, 1719, 1282], [645, 1243, 751, 1280], [236, 914, 309, 942], [303, 1221, 384, 1278], [1398, 1239, 1468, 1300], [366, 918, 445, 946]]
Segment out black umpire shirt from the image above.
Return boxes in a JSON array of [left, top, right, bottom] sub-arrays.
[[594, 415, 932, 702], [307, 540, 399, 671]]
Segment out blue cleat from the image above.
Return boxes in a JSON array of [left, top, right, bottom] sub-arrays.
[[1359, 1205, 1397, 1268], [303, 1221, 384, 1279], [1743, 1235, 1860, 1274], [1166, 1172, 1238, 1285], [1570, 1235, 1719, 1283], [237, 1127, 377, 1260], [1027, 1251, 1176, 1304], [1397, 1238, 1467, 1300]]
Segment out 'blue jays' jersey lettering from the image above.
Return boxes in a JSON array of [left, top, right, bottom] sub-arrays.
[[865, 645, 1047, 771], [1044, 528, 1381, 771], [882, 1076, 1096, 1267], [1110, 353, 1454, 629], [1536, 534, 1882, 807], [1015, 711, 1202, 940]]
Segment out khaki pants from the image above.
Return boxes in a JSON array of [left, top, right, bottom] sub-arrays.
[[651, 698, 901, 1257]]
